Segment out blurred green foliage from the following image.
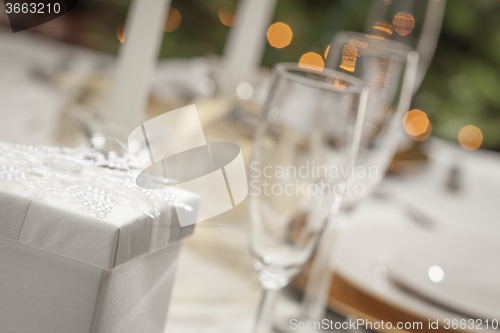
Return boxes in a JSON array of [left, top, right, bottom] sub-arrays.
[[414, 0, 500, 150], [79, 0, 500, 150]]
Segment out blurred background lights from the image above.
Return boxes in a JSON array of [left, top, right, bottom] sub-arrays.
[[218, 6, 235, 27], [299, 52, 325, 71], [428, 265, 445, 283], [236, 82, 253, 100], [458, 125, 483, 150], [334, 79, 347, 91], [116, 24, 125, 43], [164, 7, 181, 32], [324, 45, 330, 59], [340, 44, 358, 72], [414, 124, 432, 142], [9, 0, 500, 151], [349, 36, 368, 57], [393, 11, 415, 36], [267, 22, 293, 49], [372, 20, 393, 39], [403, 109, 430, 136], [199, 78, 216, 96]]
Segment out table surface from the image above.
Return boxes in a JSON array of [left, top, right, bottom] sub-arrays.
[[165, 137, 500, 333]]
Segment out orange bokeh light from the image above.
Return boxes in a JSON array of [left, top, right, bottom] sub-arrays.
[[458, 125, 483, 150], [324, 45, 330, 59], [372, 20, 393, 39], [393, 11, 415, 36], [219, 6, 235, 26], [164, 7, 181, 32], [267, 22, 293, 49], [299, 52, 325, 71], [403, 109, 430, 137], [340, 44, 358, 72], [117, 24, 125, 43], [414, 123, 432, 141]]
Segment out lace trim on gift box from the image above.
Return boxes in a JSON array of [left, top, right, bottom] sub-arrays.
[[0, 144, 192, 218]]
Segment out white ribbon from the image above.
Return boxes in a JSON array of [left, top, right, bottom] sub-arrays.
[[128, 104, 248, 226]]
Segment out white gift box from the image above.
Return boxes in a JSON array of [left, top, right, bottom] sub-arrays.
[[0, 143, 199, 333]]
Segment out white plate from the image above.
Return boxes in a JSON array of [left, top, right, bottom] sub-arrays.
[[385, 231, 500, 320]]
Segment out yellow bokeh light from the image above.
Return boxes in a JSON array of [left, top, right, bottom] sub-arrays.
[[413, 123, 432, 141], [267, 22, 293, 49], [372, 20, 393, 39], [393, 11, 415, 36], [458, 125, 483, 150], [164, 7, 181, 32], [403, 109, 430, 136], [339, 44, 358, 72], [219, 6, 235, 26], [117, 24, 125, 43], [324, 45, 330, 59]]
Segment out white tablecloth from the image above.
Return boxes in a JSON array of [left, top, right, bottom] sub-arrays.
[[166, 139, 500, 332]]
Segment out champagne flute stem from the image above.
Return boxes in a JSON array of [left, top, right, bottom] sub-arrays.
[[301, 222, 339, 321], [253, 287, 280, 333]]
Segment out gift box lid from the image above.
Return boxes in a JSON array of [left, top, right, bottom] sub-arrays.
[[0, 142, 199, 270]]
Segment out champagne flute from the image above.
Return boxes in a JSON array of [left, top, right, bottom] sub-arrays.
[[365, 0, 446, 89], [299, 32, 419, 323], [247, 63, 369, 333]]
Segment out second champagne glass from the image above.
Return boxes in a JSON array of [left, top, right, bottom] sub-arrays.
[[365, 0, 446, 89], [247, 63, 369, 333], [298, 31, 419, 324]]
